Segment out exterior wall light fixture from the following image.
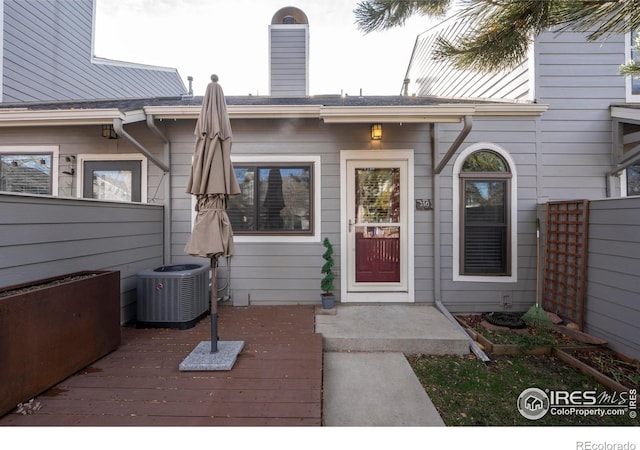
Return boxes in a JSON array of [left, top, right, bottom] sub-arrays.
[[371, 124, 382, 140], [102, 124, 118, 139]]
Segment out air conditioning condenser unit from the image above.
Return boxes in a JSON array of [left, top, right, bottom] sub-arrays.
[[136, 264, 209, 329]]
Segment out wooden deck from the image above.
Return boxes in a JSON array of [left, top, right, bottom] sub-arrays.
[[0, 305, 323, 426]]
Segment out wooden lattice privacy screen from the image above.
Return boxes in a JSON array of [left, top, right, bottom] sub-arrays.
[[541, 200, 589, 329]]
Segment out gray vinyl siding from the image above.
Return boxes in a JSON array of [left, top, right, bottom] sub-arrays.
[[535, 30, 627, 200], [269, 26, 308, 97], [169, 119, 433, 305], [0, 122, 168, 203], [583, 197, 640, 360], [2, 0, 185, 102], [0, 193, 164, 323], [405, 17, 530, 100], [436, 117, 540, 312]]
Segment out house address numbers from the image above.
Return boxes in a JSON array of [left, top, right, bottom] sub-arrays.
[[415, 199, 433, 211]]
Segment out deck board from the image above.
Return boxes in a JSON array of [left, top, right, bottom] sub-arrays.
[[0, 305, 323, 427]]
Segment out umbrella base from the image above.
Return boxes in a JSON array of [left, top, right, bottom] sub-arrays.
[[179, 340, 244, 371]]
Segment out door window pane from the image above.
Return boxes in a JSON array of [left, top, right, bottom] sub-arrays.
[[83, 160, 142, 202], [355, 168, 400, 223], [353, 167, 401, 283], [92, 170, 133, 202]]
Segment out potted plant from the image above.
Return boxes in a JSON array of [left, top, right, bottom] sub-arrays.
[[321, 237, 335, 309]]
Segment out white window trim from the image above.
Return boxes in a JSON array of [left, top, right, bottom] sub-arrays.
[[0, 145, 60, 196], [77, 153, 148, 203], [227, 154, 321, 243], [620, 169, 629, 197], [452, 143, 518, 283], [626, 30, 640, 103]]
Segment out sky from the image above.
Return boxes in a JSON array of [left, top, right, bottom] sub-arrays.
[[93, 0, 433, 97]]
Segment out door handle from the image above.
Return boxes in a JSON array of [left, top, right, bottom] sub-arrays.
[[348, 219, 354, 232]]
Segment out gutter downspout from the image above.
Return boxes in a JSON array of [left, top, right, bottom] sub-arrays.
[[146, 115, 172, 265], [434, 115, 472, 175], [113, 118, 170, 173], [432, 116, 490, 362], [112, 117, 171, 265]]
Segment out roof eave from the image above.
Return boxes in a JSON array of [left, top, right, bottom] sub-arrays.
[[146, 103, 548, 123], [0, 103, 548, 127], [0, 108, 129, 127]]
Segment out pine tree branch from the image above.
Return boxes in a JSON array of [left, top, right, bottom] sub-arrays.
[[354, 0, 450, 34]]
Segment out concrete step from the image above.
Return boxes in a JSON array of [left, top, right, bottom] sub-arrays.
[[315, 304, 470, 354]]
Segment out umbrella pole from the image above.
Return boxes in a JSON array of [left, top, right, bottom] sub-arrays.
[[210, 256, 219, 353]]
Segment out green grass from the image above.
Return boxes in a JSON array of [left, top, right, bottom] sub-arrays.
[[408, 353, 638, 426], [478, 326, 557, 349]]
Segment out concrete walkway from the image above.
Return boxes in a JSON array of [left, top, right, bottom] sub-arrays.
[[317, 304, 470, 426], [322, 352, 445, 426]]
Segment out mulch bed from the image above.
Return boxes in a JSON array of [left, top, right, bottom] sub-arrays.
[[570, 349, 640, 390], [457, 313, 581, 346], [457, 313, 640, 391]]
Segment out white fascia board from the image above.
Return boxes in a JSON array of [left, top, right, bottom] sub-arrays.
[[0, 108, 124, 127], [145, 103, 548, 122], [120, 109, 147, 124], [320, 104, 547, 122], [144, 104, 323, 120], [473, 103, 548, 116], [319, 106, 475, 123], [144, 105, 200, 119], [611, 106, 640, 122]]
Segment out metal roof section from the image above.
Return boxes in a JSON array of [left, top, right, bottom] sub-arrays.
[[1, 0, 187, 102], [404, 14, 532, 101]]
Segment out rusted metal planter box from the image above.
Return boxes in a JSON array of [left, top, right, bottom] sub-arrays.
[[0, 270, 120, 417]]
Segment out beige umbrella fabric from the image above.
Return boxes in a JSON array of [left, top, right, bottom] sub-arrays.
[[185, 75, 240, 258], [184, 75, 240, 355]]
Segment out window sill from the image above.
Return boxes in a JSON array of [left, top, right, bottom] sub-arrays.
[[453, 274, 517, 283], [234, 235, 320, 244]]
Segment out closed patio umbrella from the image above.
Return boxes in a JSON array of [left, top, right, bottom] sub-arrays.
[[182, 75, 242, 366]]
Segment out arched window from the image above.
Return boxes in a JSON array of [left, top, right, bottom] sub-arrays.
[[453, 144, 517, 282]]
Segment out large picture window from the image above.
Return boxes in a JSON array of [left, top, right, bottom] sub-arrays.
[[453, 144, 517, 282], [228, 162, 313, 235]]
